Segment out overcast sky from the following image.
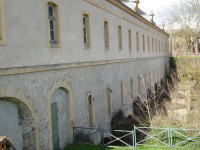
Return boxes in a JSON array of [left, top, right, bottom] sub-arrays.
[[139, 0, 176, 27]]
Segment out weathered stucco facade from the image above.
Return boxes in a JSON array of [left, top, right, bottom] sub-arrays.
[[0, 0, 169, 149]]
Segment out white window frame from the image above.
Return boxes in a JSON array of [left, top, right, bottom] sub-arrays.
[[48, 5, 55, 42], [83, 16, 88, 46]]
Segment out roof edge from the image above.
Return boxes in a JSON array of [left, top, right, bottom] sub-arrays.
[[107, 0, 170, 37]]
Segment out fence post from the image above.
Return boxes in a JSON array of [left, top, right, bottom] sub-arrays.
[[134, 125, 137, 150], [100, 128, 102, 150], [73, 126, 75, 143], [170, 127, 173, 149], [193, 53, 194, 57], [132, 126, 134, 150], [102, 128, 104, 150], [168, 127, 170, 150]]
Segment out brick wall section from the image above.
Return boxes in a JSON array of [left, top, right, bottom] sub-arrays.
[[0, 57, 169, 149]]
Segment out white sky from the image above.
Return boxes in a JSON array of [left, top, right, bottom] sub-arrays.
[[139, 0, 175, 26]]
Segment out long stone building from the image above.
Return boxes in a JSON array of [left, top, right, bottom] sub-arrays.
[[0, 0, 169, 149]]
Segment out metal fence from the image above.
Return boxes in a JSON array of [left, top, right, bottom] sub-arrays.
[[73, 126, 200, 149]]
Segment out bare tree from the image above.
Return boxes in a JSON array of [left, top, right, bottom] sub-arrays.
[[162, 0, 200, 53]]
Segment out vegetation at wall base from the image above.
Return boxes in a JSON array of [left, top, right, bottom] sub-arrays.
[[65, 143, 200, 150]]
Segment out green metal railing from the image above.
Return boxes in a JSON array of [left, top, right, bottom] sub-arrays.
[[102, 128, 134, 149], [134, 126, 170, 150], [73, 126, 200, 149], [170, 128, 200, 149], [73, 127, 102, 148]]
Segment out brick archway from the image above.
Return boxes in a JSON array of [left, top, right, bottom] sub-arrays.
[[46, 79, 74, 150], [0, 85, 40, 149]]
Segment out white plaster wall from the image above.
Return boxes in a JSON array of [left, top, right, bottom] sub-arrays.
[[0, 100, 23, 150], [50, 88, 69, 149], [0, 0, 169, 69]]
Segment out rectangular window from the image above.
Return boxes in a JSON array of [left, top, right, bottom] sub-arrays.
[[0, 10, 2, 40], [104, 21, 109, 48], [83, 16, 87, 45], [82, 12, 90, 47], [143, 35, 145, 52], [48, 6, 55, 41], [136, 32, 139, 51], [159, 40, 160, 52], [156, 39, 157, 52], [148, 36, 150, 52], [129, 30, 132, 50], [152, 38, 154, 52], [88, 95, 94, 127], [46, 2, 61, 48], [0, 0, 6, 45], [118, 26, 122, 49]]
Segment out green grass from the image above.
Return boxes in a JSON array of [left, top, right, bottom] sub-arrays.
[[170, 56, 200, 58], [65, 144, 200, 150]]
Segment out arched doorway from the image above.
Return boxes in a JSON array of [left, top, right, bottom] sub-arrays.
[[46, 79, 74, 150], [50, 88, 69, 150], [0, 97, 37, 150], [0, 100, 23, 149]]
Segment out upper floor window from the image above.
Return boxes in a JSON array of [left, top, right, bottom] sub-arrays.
[[82, 11, 91, 48], [148, 36, 150, 52], [104, 21, 109, 49], [46, 1, 61, 48], [118, 26, 122, 49], [129, 29, 132, 50], [136, 32, 139, 51], [143, 35, 145, 52], [0, 0, 6, 46], [156, 39, 157, 52], [152, 38, 154, 52], [159, 40, 160, 52], [48, 6, 55, 42]]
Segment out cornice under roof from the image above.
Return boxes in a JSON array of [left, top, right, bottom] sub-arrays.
[[108, 0, 169, 37]]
